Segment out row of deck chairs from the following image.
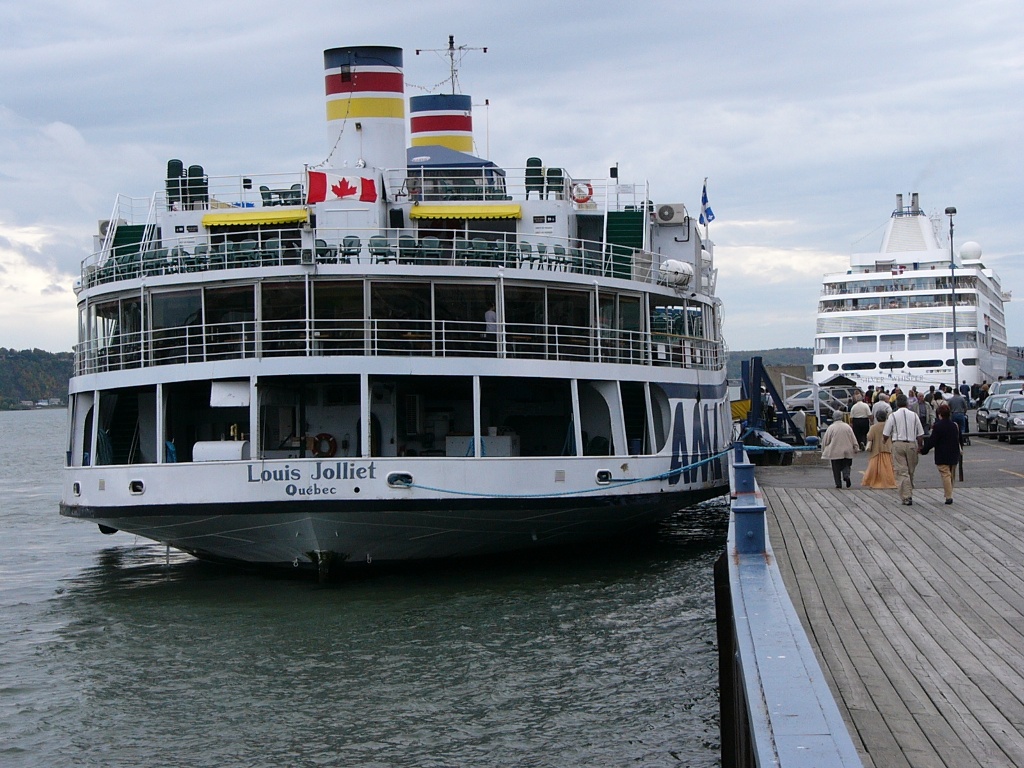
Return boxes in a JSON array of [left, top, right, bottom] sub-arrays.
[[90, 236, 601, 286]]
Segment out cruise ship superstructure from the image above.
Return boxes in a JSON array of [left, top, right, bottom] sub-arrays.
[[813, 193, 1009, 390]]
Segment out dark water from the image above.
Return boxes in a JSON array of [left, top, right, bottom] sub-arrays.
[[1, 409, 727, 767]]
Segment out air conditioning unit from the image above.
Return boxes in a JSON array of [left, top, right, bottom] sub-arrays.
[[98, 218, 126, 237], [655, 203, 687, 226]]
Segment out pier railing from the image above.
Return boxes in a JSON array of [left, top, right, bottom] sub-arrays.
[[715, 445, 863, 767]]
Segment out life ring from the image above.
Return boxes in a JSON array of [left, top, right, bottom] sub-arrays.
[[571, 182, 593, 204], [312, 433, 337, 458]]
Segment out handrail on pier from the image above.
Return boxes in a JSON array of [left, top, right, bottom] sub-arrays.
[[715, 442, 863, 767]]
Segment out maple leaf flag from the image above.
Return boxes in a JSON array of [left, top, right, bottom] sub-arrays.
[[306, 171, 378, 204]]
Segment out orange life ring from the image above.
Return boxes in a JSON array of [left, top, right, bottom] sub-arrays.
[[312, 433, 337, 458], [571, 182, 593, 204]]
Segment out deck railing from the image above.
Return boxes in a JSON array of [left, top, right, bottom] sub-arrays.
[[73, 317, 723, 376], [81, 226, 662, 290]]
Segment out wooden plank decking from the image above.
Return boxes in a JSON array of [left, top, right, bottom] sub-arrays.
[[761, 461, 1024, 768]]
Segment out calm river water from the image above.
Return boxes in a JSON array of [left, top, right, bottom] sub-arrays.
[[1, 408, 728, 767]]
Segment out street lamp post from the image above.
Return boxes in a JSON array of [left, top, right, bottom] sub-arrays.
[[945, 206, 959, 390]]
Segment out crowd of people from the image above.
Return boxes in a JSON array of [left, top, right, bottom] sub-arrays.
[[820, 382, 972, 506]]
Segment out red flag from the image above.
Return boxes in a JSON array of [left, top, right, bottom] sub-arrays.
[[306, 172, 378, 204]]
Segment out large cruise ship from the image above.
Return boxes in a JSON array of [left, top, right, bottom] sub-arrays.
[[813, 193, 1009, 390], [59, 44, 731, 578]]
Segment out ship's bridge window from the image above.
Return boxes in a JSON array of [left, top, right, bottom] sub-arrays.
[[880, 334, 905, 351], [842, 335, 876, 353], [908, 332, 942, 350]]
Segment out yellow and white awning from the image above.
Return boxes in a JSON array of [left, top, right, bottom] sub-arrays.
[[408, 204, 521, 220], [202, 209, 309, 227]]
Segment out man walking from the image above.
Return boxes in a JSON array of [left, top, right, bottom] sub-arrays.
[[882, 394, 925, 506], [849, 395, 872, 450], [947, 386, 970, 445]]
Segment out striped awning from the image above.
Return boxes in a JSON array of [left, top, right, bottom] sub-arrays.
[[408, 204, 521, 220], [202, 209, 309, 227]]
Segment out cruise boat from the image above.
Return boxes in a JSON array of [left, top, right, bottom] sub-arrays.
[[813, 193, 1009, 391], [59, 45, 731, 577]]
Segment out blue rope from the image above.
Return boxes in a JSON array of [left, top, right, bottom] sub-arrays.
[[406, 447, 734, 499]]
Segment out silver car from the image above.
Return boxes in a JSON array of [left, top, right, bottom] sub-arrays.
[[995, 395, 1024, 443]]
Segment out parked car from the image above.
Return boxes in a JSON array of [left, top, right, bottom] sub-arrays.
[[977, 394, 1012, 436], [784, 387, 856, 418], [995, 395, 1024, 443], [989, 379, 1024, 396]]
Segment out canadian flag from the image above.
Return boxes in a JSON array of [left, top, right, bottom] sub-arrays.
[[306, 171, 378, 204]]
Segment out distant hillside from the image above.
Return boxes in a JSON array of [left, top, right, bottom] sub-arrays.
[[727, 348, 812, 380], [0, 348, 74, 409]]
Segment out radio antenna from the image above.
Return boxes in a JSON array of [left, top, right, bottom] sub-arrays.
[[416, 35, 487, 94]]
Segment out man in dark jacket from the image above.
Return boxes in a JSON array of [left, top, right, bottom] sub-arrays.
[[922, 402, 963, 505]]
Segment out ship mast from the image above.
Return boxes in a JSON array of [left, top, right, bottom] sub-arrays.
[[416, 34, 487, 94]]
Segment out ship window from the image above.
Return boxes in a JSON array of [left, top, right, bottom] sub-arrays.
[[842, 335, 876, 353], [880, 334, 905, 351], [815, 337, 839, 354], [434, 283, 496, 355], [261, 282, 308, 356], [151, 289, 202, 364], [908, 359, 943, 368], [313, 281, 364, 355], [205, 286, 255, 360], [879, 361, 905, 370], [962, 358, 978, 366], [370, 281, 431, 354], [813, 364, 823, 372], [946, 331, 976, 348], [828, 364, 839, 371], [547, 289, 591, 360], [908, 332, 942, 350], [842, 362, 877, 371]]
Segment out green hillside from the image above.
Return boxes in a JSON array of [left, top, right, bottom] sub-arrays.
[[727, 348, 812, 380], [0, 348, 74, 409]]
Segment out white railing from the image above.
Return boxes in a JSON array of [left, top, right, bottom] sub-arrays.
[[82, 226, 663, 288], [73, 316, 724, 376]]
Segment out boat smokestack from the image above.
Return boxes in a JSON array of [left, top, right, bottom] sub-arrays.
[[896, 193, 904, 212], [409, 94, 474, 153], [911, 192, 920, 213], [323, 46, 406, 171]]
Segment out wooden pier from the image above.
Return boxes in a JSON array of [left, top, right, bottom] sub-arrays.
[[759, 442, 1024, 768]]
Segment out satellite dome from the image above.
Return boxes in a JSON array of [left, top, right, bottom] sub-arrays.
[[959, 241, 982, 260]]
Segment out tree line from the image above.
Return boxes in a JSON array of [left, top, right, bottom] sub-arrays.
[[0, 348, 74, 409]]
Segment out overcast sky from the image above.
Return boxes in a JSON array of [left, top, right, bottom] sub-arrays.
[[1, 0, 1021, 353]]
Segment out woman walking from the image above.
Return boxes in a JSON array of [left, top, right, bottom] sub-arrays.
[[921, 402, 963, 505], [861, 411, 897, 489], [821, 409, 860, 488]]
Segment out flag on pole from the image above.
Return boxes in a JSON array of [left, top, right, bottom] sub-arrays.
[[699, 179, 715, 226], [306, 171, 378, 204]]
